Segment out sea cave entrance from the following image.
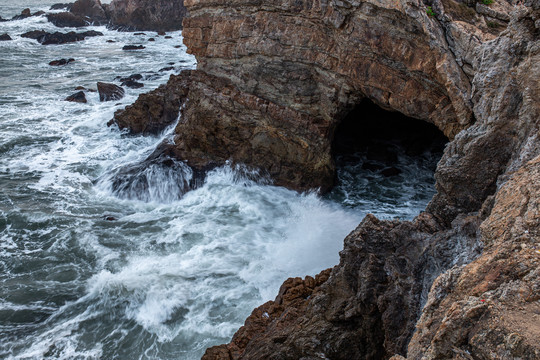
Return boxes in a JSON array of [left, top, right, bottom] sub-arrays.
[[327, 99, 449, 219]]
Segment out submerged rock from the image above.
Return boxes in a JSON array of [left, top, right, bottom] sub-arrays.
[[122, 44, 145, 50], [49, 58, 75, 66], [65, 91, 87, 103], [97, 82, 124, 102], [0, 33, 12, 41]]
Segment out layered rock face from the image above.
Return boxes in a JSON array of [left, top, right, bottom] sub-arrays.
[[177, 0, 477, 192], [111, 0, 539, 358]]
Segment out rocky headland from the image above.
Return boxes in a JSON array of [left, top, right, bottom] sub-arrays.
[[108, 0, 539, 358]]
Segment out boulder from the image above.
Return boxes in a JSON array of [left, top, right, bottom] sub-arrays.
[[47, 12, 87, 28], [0, 33, 12, 41], [65, 91, 87, 103], [97, 82, 125, 102], [21, 30, 48, 40]]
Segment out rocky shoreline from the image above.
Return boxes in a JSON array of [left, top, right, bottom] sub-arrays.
[[3, 0, 186, 32], [109, 0, 540, 358]]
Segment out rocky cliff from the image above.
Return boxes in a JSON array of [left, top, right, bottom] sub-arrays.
[[110, 0, 540, 358]]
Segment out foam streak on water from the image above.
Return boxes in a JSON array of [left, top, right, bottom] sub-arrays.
[[0, 2, 438, 359]]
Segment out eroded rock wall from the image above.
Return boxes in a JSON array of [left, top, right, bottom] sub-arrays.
[[175, 0, 479, 192]]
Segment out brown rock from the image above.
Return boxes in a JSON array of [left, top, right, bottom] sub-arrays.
[[108, 71, 191, 134], [65, 91, 87, 103], [97, 82, 124, 102], [0, 33, 12, 41]]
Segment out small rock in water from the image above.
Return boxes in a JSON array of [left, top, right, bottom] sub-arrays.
[[121, 80, 144, 89], [159, 66, 174, 72], [122, 45, 145, 50], [106, 39, 115, 43], [97, 82, 125, 102], [157, 31, 166, 36], [49, 58, 75, 66], [381, 167, 402, 177], [0, 33, 12, 41], [75, 86, 86, 90], [65, 91, 87, 103], [148, 38, 155, 42], [165, 36, 172, 39], [174, 45, 181, 48], [103, 215, 117, 221], [134, 32, 146, 36], [22, 30, 103, 45], [12, 8, 31, 20]]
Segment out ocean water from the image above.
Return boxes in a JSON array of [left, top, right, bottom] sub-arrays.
[[0, 2, 441, 359]]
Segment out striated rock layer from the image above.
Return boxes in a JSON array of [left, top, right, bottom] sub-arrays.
[[110, 0, 540, 359]]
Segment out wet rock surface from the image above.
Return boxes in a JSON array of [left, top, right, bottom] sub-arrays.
[[108, 71, 192, 135], [21, 30, 103, 45], [122, 44, 145, 50], [65, 91, 87, 103], [97, 82, 124, 102], [49, 58, 75, 66], [46, 12, 88, 28], [0, 33, 12, 41]]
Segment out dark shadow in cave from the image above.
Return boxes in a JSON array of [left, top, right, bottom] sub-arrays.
[[327, 98, 449, 219]]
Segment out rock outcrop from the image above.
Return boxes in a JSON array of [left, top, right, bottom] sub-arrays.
[[97, 82, 125, 102], [105, 0, 187, 32], [111, 0, 539, 358], [44, 0, 186, 32]]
